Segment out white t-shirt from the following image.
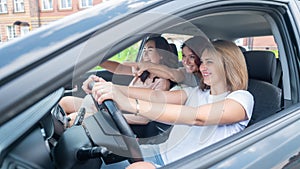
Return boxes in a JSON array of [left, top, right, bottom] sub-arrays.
[[159, 87, 254, 164], [180, 68, 199, 87], [170, 68, 199, 91]]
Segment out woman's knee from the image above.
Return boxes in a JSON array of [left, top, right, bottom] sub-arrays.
[[59, 96, 83, 114], [126, 161, 156, 169]]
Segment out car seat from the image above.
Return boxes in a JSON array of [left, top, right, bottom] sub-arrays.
[[238, 46, 247, 53], [244, 51, 282, 126]]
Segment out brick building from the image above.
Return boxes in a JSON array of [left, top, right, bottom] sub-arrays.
[[242, 36, 277, 50], [0, 0, 278, 51], [0, 0, 104, 43]]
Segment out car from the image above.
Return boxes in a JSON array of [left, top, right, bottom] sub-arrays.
[[1, 0, 300, 168]]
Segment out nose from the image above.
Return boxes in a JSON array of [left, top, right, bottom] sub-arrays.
[[143, 49, 148, 55], [142, 50, 149, 57], [185, 57, 192, 65], [199, 63, 206, 71], [182, 58, 187, 65]]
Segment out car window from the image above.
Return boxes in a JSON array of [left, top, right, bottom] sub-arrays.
[[109, 41, 141, 62], [235, 35, 278, 57], [235, 35, 281, 90], [162, 33, 193, 61], [93, 41, 141, 70]]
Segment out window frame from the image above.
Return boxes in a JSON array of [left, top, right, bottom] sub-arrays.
[[59, 0, 72, 10], [41, 0, 53, 11], [6, 26, 15, 40], [0, 0, 8, 13], [79, 0, 93, 9], [14, 0, 24, 13]]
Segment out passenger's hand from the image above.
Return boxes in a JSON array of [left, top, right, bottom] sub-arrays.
[[123, 62, 140, 76], [91, 78, 124, 106], [124, 62, 152, 76], [82, 75, 102, 94]]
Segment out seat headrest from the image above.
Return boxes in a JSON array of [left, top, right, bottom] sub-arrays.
[[244, 51, 276, 84], [168, 43, 179, 69], [238, 46, 247, 53], [169, 43, 178, 57]]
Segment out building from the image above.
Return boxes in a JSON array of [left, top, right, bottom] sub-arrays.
[[242, 36, 278, 50], [0, 0, 278, 51], [0, 0, 104, 43]]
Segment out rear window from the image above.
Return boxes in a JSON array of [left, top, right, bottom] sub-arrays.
[[235, 35, 278, 57], [162, 33, 193, 61]]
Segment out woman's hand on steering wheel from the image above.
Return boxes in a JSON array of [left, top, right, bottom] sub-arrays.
[[82, 75, 101, 94], [88, 76, 144, 162], [91, 77, 125, 109]]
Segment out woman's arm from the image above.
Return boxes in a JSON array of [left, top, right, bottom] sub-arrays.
[[124, 62, 185, 83], [115, 84, 186, 105], [123, 114, 150, 124], [100, 60, 133, 75], [152, 78, 170, 91], [92, 79, 249, 126], [194, 99, 248, 125], [121, 98, 247, 126]]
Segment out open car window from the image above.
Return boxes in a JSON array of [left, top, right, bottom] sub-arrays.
[[96, 41, 141, 71]]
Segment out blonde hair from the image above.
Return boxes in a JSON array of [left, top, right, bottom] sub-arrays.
[[212, 40, 248, 91]]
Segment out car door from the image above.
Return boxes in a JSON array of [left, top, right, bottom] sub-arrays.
[[161, 0, 300, 168]]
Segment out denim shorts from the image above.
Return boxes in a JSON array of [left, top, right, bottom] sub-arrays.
[[141, 144, 164, 167]]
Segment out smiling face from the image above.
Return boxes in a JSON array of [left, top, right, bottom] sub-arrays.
[[199, 49, 224, 88], [182, 46, 200, 73], [141, 40, 161, 64]]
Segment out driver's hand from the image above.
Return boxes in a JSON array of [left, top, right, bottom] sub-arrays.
[[82, 75, 101, 94], [91, 78, 120, 104]]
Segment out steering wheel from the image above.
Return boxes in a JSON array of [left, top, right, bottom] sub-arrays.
[[89, 82, 144, 163]]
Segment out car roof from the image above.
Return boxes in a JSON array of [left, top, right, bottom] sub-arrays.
[[166, 10, 272, 39]]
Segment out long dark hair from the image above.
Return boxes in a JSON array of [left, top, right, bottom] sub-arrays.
[[139, 36, 175, 82]]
